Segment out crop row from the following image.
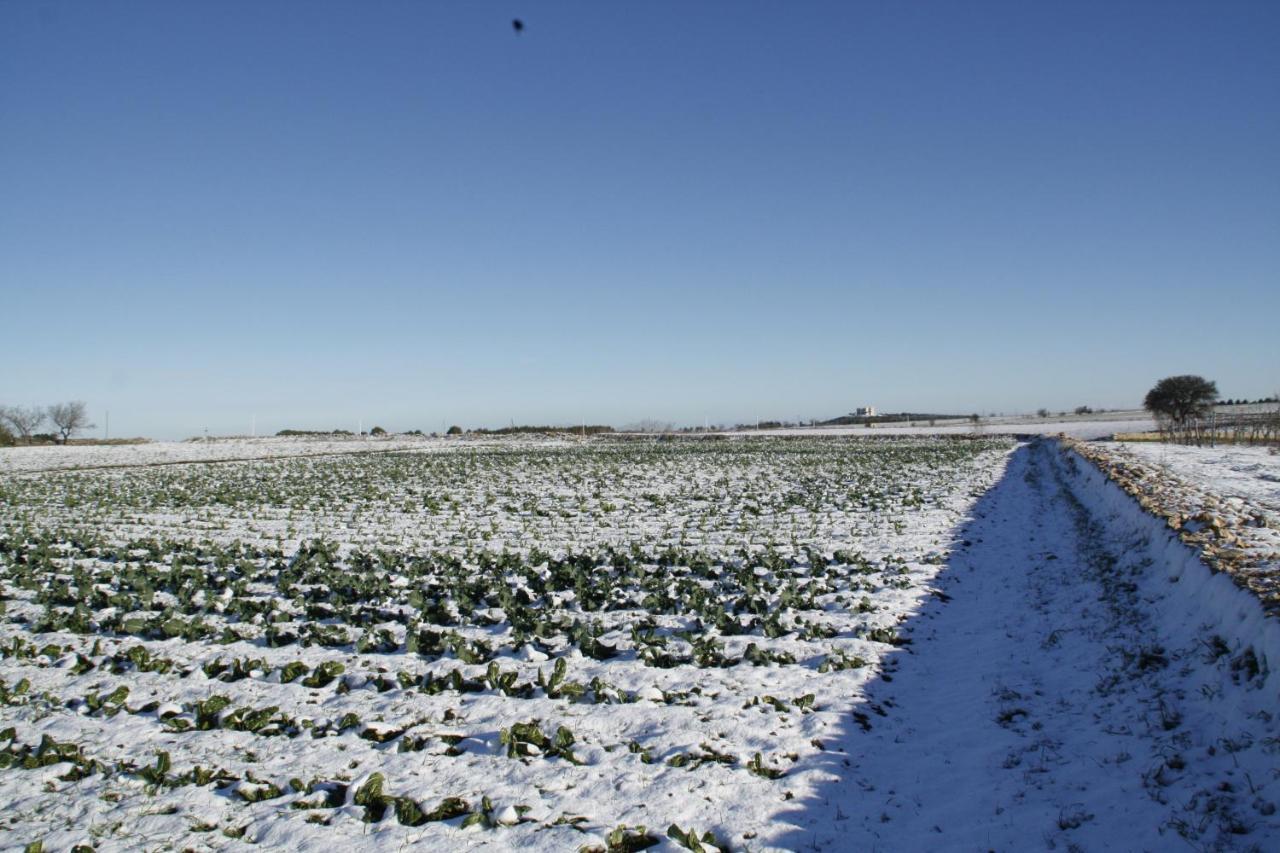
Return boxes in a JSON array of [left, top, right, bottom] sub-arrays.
[[0, 437, 1015, 850]]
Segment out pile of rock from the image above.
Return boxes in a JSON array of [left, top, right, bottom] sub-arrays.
[[1061, 437, 1280, 616]]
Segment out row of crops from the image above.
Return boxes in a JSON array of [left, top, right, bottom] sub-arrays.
[[0, 436, 1013, 850]]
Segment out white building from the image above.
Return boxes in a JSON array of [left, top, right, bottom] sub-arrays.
[[853, 406, 876, 417]]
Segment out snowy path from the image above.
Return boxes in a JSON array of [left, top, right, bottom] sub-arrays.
[[780, 440, 1278, 851]]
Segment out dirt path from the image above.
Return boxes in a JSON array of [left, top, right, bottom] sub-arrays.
[[781, 440, 1278, 851]]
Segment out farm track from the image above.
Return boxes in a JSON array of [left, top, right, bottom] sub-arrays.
[[782, 441, 1278, 851]]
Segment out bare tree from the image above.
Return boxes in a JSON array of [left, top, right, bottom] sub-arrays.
[[622, 419, 675, 433], [0, 405, 46, 444], [47, 401, 94, 445]]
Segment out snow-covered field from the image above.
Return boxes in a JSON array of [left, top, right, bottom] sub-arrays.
[[0, 436, 471, 475], [0, 437, 1012, 850], [1117, 442, 1280, 515], [1, 436, 1276, 851], [0, 412, 1158, 477], [733, 414, 1156, 441]]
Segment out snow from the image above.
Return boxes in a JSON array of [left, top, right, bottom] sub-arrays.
[[1059, 441, 1280, 690], [1, 435, 1276, 851], [784, 440, 1278, 850], [0, 434, 569, 475], [0, 436, 420, 474], [731, 415, 1156, 440], [1084, 441, 1280, 614], [0, 436, 1016, 849], [1115, 442, 1280, 513]]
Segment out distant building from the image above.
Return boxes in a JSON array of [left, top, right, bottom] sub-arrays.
[[853, 406, 876, 417]]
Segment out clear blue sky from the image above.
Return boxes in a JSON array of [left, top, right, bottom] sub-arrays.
[[2, 1, 1277, 438]]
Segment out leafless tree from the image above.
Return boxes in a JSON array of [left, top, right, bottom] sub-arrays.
[[622, 419, 675, 433], [0, 405, 46, 444], [47, 401, 94, 445]]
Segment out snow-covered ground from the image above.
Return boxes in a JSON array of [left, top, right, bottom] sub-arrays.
[[0, 436, 427, 474], [0, 437, 1013, 850], [0, 436, 475, 474], [1, 436, 1275, 851], [731, 414, 1156, 441], [1118, 442, 1280, 514], [0, 435, 573, 475], [1078, 441, 1280, 618], [0, 413, 1158, 477], [785, 440, 1278, 850]]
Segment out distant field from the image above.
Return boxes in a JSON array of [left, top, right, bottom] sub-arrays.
[[735, 411, 1156, 440], [0, 435, 445, 474]]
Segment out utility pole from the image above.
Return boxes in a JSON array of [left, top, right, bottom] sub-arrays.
[[251, 414, 256, 438], [104, 410, 109, 441]]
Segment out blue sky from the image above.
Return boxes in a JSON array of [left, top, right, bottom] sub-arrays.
[[2, 1, 1277, 438]]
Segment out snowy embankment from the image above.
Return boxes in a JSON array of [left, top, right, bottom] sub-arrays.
[[1068, 439, 1280, 624], [795, 439, 1278, 851], [1056, 440, 1280, 683]]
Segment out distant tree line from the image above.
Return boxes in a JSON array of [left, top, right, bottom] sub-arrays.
[[274, 426, 404, 437], [269, 425, 620, 439], [820, 412, 955, 426], [275, 429, 356, 437], [1036, 406, 1098, 417], [0, 402, 94, 446], [621, 419, 675, 433], [464, 425, 615, 436]]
